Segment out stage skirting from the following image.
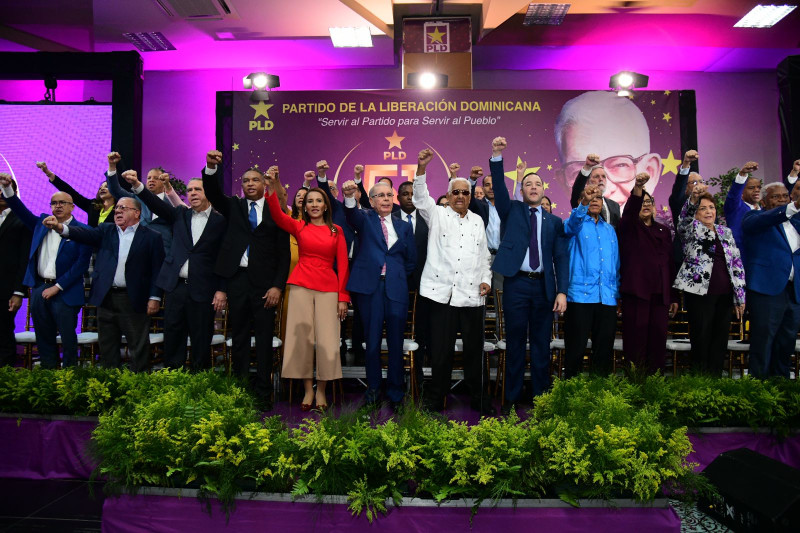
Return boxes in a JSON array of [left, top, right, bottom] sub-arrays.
[[101, 490, 681, 533]]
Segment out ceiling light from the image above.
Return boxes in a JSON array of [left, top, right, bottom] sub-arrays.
[[734, 4, 796, 28], [122, 32, 176, 52], [406, 72, 448, 89], [616, 72, 634, 89], [243, 72, 280, 90], [215, 31, 236, 40], [329, 27, 373, 48], [523, 3, 571, 26], [609, 71, 648, 91]]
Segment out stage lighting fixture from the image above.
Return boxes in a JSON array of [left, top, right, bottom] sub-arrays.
[[44, 74, 57, 102], [609, 71, 648, 96], [406, 72, 448, 89], [242, 72, 280, 91], [616, 89, 631, 98], [617, 72, 634, 89]]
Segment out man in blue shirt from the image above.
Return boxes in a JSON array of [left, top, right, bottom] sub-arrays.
[[563, 184, 620, 378]]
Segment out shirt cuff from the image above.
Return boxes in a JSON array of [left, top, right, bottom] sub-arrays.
[[343, 196, 357, 208], [788, 174, 798, 185], [1, 185, 14, 198], [132, 182, 145, 194], [786, 201, 799, 218], [734, 173, 749, 184], [468, 178, 477, 186], [12, 291, 24, 297], [107, 169, 116, 176], [60, 225, 71, 237], [580, 167, 591, 177], [679, 167, 690, 175], [490, 155, 502, 162], [55, 283, 63, 291], [149, 297, 162, 302], [354, 177, 362, 184], [317, 175, 328, 183], [205, 166, 217, 175]]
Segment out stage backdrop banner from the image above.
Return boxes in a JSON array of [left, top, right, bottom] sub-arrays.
[[231, 89, 681, 220]]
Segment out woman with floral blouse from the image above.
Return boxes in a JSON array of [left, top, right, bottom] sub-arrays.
[[673, 183, 746, 375]]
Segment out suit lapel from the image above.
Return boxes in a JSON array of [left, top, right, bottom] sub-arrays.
[[0, 211, 14, 242], [184, 208, 194, 245], [374, 213, 389, 251], [388, 216, 405, 250]]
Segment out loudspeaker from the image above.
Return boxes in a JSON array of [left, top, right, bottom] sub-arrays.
[[699, 447, 800, 532]]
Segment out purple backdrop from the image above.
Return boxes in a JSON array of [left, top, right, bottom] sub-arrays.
[[231, 89, 682, 220]]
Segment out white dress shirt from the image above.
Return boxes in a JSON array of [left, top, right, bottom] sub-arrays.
[[0, 208, 9, 228], [579, 167, 612, 222], [412, 173, 492, 307], [239, 197, 264, 268], [734, 173, 761, 211], [38, 216, 73, 283], [180, 205, 213, 278], [784, 202, 800, 281], [112, 223, 139, 287]]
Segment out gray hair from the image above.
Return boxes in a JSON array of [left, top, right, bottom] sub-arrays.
[[119, 196, 142, 211], [762, 181, 786, 200], [368, 181, 391, 198], [447, 177, 470, 194]]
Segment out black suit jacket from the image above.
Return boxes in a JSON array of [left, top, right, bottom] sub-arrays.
[[569, 170, 621, 227], [0, 211, 32, 300], [136, 186, 227, 303], [65, 223, 165, 313], [202, 167, 290, 290], [392, 209, 428, 290], [51, 175, 114, 228]]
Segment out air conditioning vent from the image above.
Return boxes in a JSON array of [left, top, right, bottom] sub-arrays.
[[153, 0, 237, 20]]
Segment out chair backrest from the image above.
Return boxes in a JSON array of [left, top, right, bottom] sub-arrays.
[[667, 292, 690, 338], [495, 289, 505, 340]]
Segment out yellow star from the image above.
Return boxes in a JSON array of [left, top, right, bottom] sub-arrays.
[[662, 205, 669, 212], [551, 202, 557, 209], [664, 90, 671, 96], [504, 156, 540, 182], [650, 100, 656, 105], [661, 150, 680, 176], [253, 164, 259, 169], [542, 181, 549, 190], [385, 130, 405, 150], [250, 101, 273, 119], [232, 143, 239, 151], [428, 28, 445, 44], [546, 164, 553, 171], [662, 112, 672, 123]]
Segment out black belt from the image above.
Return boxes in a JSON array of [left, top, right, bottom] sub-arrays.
[[379, 274, 386, 280], [179, 277, 190, 284], [489, 249, 498, 255], [516, 271, 543, 279], [41, 278, 57, 285], [110, 286, 128, 292]]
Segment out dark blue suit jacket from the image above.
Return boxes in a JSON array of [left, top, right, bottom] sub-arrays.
[[5, 195, 91, 307], [724, 178, 754, 250], [106, 171, 174, 256], [65, 223, 165, 313], [742, 204, 800, 300], [392, 209, 428, 290], [344, 205, 416, 304], [135, 186, 227, 303], [489, 158, 569, 302]]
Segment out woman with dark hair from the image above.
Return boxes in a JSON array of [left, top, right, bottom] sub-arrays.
[[266, 186, 350, 410], [541, 195, 553, 214], [673, 183, 746, 375], [618, 173, 678, 373], [436, 195, 449, 207], [37, 161, 115, 226]]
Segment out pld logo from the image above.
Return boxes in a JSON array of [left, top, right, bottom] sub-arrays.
[[424, 22, 449, 53], [249, 101, 274, 131], [383, 130, 406, 161]]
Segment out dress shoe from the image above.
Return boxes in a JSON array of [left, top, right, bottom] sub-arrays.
[[300, 402, 313, 412], [471, 398, 497, 417], [500, 403, 515, 417], [364, 389, 381, 408]]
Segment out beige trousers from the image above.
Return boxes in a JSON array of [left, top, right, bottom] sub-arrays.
[[281, 285, 342, 380]]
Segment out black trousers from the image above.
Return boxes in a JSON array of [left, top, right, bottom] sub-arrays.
[[163, 281, 215, 372], [411, 291, 430, 392], [684, 292, 732, 376], [0, 301, 17, 367], [621, 294, 668, 374], [227, 269, 276, 399], [425, 299, 485, 409], [98, 290, 151, 372], [564, 302, 617, 377]]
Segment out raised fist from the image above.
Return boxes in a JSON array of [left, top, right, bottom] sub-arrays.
[[634, 172, 650, 188], [354, 164, 364, 176], [418, 149, 433, 166], [42, 215, 61, 231], [692, 183, 708, 200], [121, 170, 139, 185], [448, 162, 460, 177], [158, 173, 172, 191], [303, 170, 315, 182], [793, 159, 800, 174], [740, 161, 759, 175], [341, 179, 358, 198], [36, 161, 53, 178], [108, 152, 121, 165], [470, 166, 483, 178], [683, 150, 698, 163], [491, 137, 507, 154], [316, 160, 329, 171], [585, 153, 600, 169], [206, 150, 222, 167], [582, 185, 599, 204], [0, 172, 11, 187]]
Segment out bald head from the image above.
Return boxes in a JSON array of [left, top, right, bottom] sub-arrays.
[[50, 191, 74, 222]]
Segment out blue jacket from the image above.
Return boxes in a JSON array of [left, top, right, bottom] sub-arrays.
[[4, 194, 91, 307], [106, 171, 173, 256], [316, 178, 355, 251], [65, 223, 165, 313], [344, 205, 416, 304], [564, 203, 620, 305], [724, 177, 756, 251], [742, 204, 800, 300], [489, 158, 569, 302]]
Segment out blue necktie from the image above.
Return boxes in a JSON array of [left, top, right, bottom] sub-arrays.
[[529, 207, 540, 270], [247, 201, 257, 257], [406, 213, 413, 228]]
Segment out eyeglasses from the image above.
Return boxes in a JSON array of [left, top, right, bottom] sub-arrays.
[[50, 201, 73, 207], [565, 154, 647, 183], [641, 199, 654, 206], [370, 193, 394, 199], [114, 206, 140, 212], [450, 190, 471, 196]]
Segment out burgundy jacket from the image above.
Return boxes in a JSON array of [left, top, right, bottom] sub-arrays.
[[617, 193, 678, 306]]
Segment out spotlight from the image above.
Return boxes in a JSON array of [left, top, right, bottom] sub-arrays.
[[252, 74, 268, 90], [609, 71, 648, 96], [44, 74, 57, 102], [406, 72, 448, 89], [242, 72, 280, 90]]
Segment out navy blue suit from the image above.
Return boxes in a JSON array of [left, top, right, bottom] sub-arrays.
[[742, 204, 800, 378], [65, 222, 164, 371], [490, 158, 569, 401], [5, 194, 91, 368], [345, 204, 416, 402], [106, 171, 174, 256], [724, 177, 756, 253]]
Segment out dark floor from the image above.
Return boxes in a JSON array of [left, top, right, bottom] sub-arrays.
[[0, 479, 104, 532]]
